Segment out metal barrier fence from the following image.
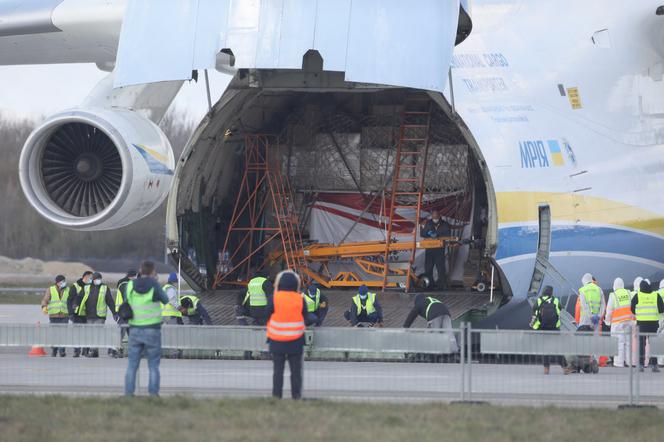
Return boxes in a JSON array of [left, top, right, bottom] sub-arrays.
[[0, 322, 662, 406]]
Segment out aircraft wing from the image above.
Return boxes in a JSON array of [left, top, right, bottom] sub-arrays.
[[115, 0, 465, 92]]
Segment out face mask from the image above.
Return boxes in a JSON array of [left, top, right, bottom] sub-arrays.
[[93, 279, 102, 286], [359, 294, 367, 300], [432, 218, 440, 223], [84, 278, 92, 285], [58, 281, 66, 289]]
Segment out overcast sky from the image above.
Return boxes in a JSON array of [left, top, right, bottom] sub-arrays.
[[0, 64, 232, 123]]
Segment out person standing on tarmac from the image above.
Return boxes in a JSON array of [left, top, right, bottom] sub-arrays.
[[179, 295, 213, 325], [41, 275, 70, 357], [578, 273, 606, 330], [111, 270, 137, 358], [302, 284, 328, 327], [604, 278, 636, 367], [76, 272, 115, 358], [403, 293, 459, 352], [631, 279, 664, 372], [344, 284, 383, 326], [70, 270, 93, 357], [124, 260, 169, 397], [419, 210, 451, 290], [236, 274, 273, 325], [657, 280, 664, 368], [267, 270, 307, 400], [530, 285, 561, 375]]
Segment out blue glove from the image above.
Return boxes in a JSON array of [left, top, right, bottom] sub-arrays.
[[591, 314, 600, 326], [428, 231, 437, 238]]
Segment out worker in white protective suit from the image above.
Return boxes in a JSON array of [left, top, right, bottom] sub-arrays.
[[604, 278, 637, 367], [578, 273, 606, 330]]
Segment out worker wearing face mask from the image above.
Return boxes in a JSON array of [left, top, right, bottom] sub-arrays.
[[70, 270, 93, 357], [40, 275, 70, 357], [344, 285, 383, 327], [419, 210, 451, 290], [76, 272, 115, 358]]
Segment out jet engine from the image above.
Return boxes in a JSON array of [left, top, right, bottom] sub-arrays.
[[18, 108, 175, 231]]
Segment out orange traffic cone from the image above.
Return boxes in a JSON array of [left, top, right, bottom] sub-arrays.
[[28, 321, 47, 356], [28, 345, 46, 356]]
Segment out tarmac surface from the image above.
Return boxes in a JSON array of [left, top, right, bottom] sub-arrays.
[[0, 349, 662, 406]]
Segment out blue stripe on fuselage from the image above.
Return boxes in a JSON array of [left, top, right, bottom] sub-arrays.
[[497, 225, 664, 263]]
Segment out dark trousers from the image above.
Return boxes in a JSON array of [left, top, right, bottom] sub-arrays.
[[49, 317, 68, 355], [238, 306, 268, 326], [72, 316, 87, 355], [272, 352, 303, 399], [638, 321, 659, 366], [424, 247, 446, 289], [540, 327, 560, 369]]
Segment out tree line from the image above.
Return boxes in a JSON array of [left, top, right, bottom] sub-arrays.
[[0, 111, 193, 262]]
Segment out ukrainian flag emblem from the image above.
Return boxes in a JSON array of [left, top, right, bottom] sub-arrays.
[[547, 140, 565, 166]]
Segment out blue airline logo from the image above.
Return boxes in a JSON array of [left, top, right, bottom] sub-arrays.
[[519, 140, 565, 168]]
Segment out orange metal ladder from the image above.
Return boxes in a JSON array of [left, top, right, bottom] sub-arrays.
[[213, 134, 307, 288], [381, 94, 433, 291], [266, 155, 308, 280]]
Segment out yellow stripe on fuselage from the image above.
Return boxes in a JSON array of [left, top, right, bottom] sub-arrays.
[[135, 144, 168, 164], [496, 191, 664, 236]]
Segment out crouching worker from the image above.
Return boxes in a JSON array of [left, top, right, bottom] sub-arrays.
[[343, 285, 383, 327], [236, 275, 273, 325], [267, 270, 307, 400], [179, 295, 213, 325], [302, 284, 328, 327], [403, 294, 458, 352], [563, 325, 600, 375], [530, 285, 561, 375]]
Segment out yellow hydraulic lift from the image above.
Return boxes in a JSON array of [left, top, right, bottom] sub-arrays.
[[268, 237, 457, 288]]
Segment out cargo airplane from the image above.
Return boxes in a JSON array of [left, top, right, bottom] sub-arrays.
[[2, 0, 663, 326]]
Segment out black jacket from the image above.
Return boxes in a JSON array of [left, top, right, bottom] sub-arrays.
[[403, 295, 450, 327], [84, 283, 116, 319], [630, 291, 664, 323], [237, 279, 274, 306], [115, 276, 131, 305], [420, 218, 451, 240], [189, 302, 213, 325], [69, 278, 88, 316]]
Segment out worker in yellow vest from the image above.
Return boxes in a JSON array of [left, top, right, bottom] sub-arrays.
[[110, 270, 137, 358], [631, 279, 664, 372], [344, 284, 383, 326], [302, 284, 328, 327], [604, 278, 636, 367], [76, 272, 115, 358], [578, 273, 605, 330], [70, 270, 94, 357], [161, 273, 183, 325], [179, 295, 213, 325], [40, 274, 70, 357], [236, 275, 273, 325]]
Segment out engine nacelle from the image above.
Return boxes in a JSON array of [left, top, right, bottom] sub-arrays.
[[19, 108, 175, 230]]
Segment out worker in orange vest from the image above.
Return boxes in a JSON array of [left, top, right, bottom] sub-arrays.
[[266, 270, 307, 399]]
